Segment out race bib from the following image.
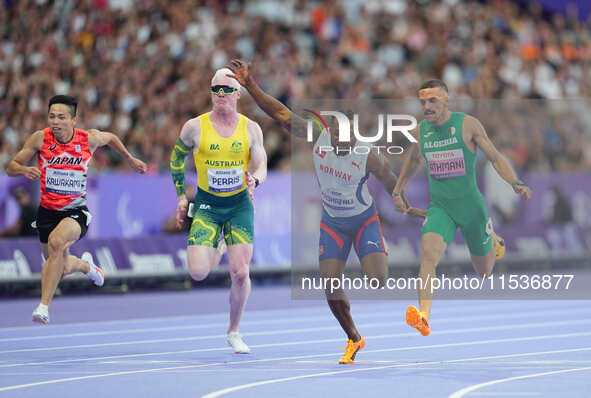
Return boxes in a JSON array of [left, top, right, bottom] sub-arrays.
[[425, 149, 466, 179], [321, 190, 355, 211], [207, 167, 244, 193], [45, 168, 85, 195]]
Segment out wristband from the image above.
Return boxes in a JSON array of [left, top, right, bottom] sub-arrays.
[[393, 191, 401, 197]]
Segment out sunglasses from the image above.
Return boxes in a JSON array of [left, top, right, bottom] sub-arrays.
[[210, 85, 238, 95]]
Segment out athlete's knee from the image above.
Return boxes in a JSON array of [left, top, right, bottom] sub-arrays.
[[229, 264, 249, 285], [366, 269, 387, 288], [188, 262, 210, 281], [320, 267, 341, 279], [47, 234, 68, 256], [479, 257, 496, 278], [421, 246, 444, 266]]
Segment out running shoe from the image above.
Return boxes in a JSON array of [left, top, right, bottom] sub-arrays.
[[227, 331, 250, 354], [338, 336, 365, 364], [83, 252, 104, 287], [32, 304, 49, 324], [493, 232, 505, 260], [406, 305, 430, 336]]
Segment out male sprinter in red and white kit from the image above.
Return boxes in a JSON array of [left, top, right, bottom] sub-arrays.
[[6, 95, 147, 324], [227, 59, 426, 364]]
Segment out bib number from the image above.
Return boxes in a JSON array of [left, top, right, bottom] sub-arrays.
[[207, 167, 243, 193], [425, 149, 466, 179], [45, 168, 85, 195]]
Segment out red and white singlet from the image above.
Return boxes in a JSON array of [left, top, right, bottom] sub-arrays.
[[37, 128, 92, 210]]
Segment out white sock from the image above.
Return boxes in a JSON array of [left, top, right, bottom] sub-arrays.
[[37, 303, 48, 312]]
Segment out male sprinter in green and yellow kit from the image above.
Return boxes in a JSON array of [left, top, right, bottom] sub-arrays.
[[170, 68, 267, 353], [393, 80, 532, 336]]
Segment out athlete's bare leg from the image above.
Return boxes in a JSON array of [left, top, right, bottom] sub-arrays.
[[186, 245, 225, 281], [470, 248, 496, 277], [320, 258, 361, 342], [418, 232, 447, 320], [40, 218, 85, 306], [226, 243, 252, 333], [360, 252, 388, 288]]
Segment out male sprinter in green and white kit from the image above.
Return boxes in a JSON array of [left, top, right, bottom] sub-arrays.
[[393, 80, 532, 336], [170, 68, 268, 353]]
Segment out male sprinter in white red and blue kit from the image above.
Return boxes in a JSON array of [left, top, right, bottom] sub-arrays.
[[226, 59, 426, 364], [6, 95, 147, 324]]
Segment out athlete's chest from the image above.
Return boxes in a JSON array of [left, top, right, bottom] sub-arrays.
[[314, 151, 366, 186], [40, 131, 90, 170]]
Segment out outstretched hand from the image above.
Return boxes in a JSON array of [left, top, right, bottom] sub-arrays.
[[513, 184, 532, 200], [407, 207, 428, 219], [393, 193, 409, 214], [245, 170, 255, 202], [129, 157, 147, 174], [176, 196, 188, 230], [226, 59, 253, 87], [23, 166, 41, 180]]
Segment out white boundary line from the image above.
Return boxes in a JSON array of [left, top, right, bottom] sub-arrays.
[[448, 366, 591, 398], [0, 318, 591, 362], [2, 331, 590, 369], [0, 310, 403, 343], [2, 305, 586, 343], [0, 333, 590, 393], [0, 299, 577, 333], [201, 348, 591, 398], [3, 309, 590, 354]]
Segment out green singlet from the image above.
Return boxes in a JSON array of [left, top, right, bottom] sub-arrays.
[[419, 112, 493, 256]]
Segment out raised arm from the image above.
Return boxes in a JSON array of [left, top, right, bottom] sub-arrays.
[[88, 129, 147, 173], [245, 120, 268, 201], [226, 59, 316, 140], [466, 115, 531, 199], [5, 130, 44, 180]]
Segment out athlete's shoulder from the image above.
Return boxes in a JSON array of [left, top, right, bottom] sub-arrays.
[[246, 117, 262, 131], [26, 129, 46, 149], [182, 115, 203, 131], [196, 112, 210, 120], [33, 129, 46, 138], [461, 114, 483, 130]]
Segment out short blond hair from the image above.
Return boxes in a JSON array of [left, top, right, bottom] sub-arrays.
[[211, 68, 241, 89]]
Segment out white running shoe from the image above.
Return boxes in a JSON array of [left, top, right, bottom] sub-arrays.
[[83, 252, 104, 287], [227, 331, 250, 354], [32, 304, 49, 324]]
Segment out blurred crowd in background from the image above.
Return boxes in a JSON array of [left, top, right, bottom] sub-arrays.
[[2, 0, 591, 175]]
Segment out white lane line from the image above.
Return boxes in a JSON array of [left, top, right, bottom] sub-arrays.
[[3, 309, 590, 355], [0, 310, 401, 343], [2, 320, 591, 369], [3, 330, 591, 369], [200, 348, 591, 398], [469, 393, 541, 396], [0, 304, 337, 333], [3, 305, 585, 343], [448, 367, 591, 398], [0, 299, 572, 333], [0, 337, 590, 393]]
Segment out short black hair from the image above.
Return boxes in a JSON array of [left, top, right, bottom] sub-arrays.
[[48, 95, 77, 117], [419, 80, 448, 93]]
